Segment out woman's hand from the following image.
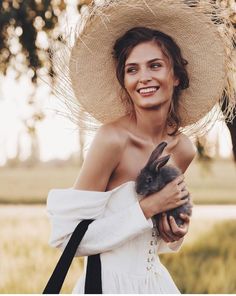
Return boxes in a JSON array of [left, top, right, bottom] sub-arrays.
[[139, 175, 189, 219], [157, 213, 190, 242]]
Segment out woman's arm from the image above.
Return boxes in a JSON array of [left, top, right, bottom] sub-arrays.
[[47, 124, 153, 256], [73, 123, 123, 191], [143, 135, 196, 253], [156, 135, 196, 251], [173, 134, 197, 174], [47, 188, 153, 256]]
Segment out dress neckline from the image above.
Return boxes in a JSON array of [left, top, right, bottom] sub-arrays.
[[107, 180, 136, 192]]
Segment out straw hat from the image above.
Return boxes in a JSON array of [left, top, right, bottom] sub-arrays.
[[53, 0, 236, 135]]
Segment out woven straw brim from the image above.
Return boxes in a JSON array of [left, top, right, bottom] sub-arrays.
[[47, 0, 235, 136], [69, 0, 233, 128]]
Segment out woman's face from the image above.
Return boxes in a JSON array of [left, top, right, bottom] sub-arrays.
[[124, 41, 179, 110]]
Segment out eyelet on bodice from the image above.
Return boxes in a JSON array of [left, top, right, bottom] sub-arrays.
[[146, 219, 160, 274]]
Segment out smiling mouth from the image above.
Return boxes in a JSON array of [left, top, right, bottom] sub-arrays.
[[137, 86, 160, 95]]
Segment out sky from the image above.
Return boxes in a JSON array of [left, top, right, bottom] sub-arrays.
[[0, 70, 82, 165]]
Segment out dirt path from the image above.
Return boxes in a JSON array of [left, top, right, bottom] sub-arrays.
[[0, 205, 236, 220], [192, 205, 236, 220], [1, 204, 236, 219], [1, 204, 235, 244]]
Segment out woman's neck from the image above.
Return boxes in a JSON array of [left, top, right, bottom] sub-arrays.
[[132, 103, 171, 144]]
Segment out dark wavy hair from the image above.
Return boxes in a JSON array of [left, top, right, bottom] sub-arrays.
[[112, 27, 189, 135]]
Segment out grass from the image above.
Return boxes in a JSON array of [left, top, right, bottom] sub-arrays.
[[0, 205, 235, 293], [1, 158, 235, 293], [0, 206, 83, 294], [184, 158, 236, 204], [0, 158, 235, 204], [0, 166, 79, 204], [160, 220, 236, 293]]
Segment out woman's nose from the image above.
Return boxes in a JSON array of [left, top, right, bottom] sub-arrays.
[[139, 69, 152, 83]]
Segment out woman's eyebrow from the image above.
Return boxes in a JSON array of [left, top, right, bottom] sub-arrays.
[[148, 58, 164, 63], [125, 58, 164, 67]]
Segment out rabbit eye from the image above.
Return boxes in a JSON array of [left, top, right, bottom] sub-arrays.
[[147, 176, 153, 183]]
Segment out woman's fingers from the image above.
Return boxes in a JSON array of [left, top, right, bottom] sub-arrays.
[[161, 214, 174, 242], [161, 214, 180, 242], [180, 213, 190, 223], [158, 215, 169, 242], [159, 212, 191, 241], [178, 181, 190, 199], [156, 175, 191, 241], [178, 181, 186, 191], [170, 213, 190, 236], [169, 216, 187, 237], [174, 176, 190, 202], [158, 215, 173, 242], [181, 190, 189, 198], [176, 197, 188, 207], [176, 174, 185, 185]]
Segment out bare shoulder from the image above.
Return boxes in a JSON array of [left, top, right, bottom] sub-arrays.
[[95, 121, 127, 148], [73, 120, 128, 191], [174, 133, 196, 173]]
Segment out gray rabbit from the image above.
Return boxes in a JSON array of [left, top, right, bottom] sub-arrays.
[[135, 141, 192, 226]]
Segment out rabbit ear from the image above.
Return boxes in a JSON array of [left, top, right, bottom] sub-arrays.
[[155, 155, 170, 171], [147, 142, 168, 168]]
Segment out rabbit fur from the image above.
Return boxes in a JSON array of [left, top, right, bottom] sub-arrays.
[[135, 141, 192, 226]]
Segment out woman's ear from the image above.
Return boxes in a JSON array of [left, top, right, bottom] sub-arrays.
[[174, 76, 180, 87]]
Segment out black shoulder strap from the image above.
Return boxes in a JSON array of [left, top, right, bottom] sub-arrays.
[[85, 253, 102, 294], [43, 219, 102, 294]]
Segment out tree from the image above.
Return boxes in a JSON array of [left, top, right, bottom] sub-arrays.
[[220, 0, 236, 162], [0, 0, 66, 81], [0, 0, 67, 164], [0, 0, 94, 165], [221, 94, 236, 162]]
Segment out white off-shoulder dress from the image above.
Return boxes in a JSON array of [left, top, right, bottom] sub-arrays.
[[47, 181, 183, 294]]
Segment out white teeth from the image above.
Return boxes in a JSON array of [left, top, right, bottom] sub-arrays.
[[139, 87, 158, 94]]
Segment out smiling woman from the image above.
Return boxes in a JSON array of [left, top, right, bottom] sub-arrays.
[[114, 27, 189, 136], [46, 0, 235, 294], [124, 42, 179, 107]]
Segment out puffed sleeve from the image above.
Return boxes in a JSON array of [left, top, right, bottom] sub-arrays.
[[157, 237, 184, 254], [47, 184, 153, 256]]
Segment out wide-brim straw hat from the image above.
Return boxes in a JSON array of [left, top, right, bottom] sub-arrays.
[[51, 0, 236, 136]]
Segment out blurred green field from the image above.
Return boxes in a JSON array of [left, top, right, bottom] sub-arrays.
[[0, 157, 235, 293], [0, 165, 79, 204], [0, 206, 82, 294], [160, 220, 236, 293], [0, 205, 235, 293], [0, 158, 235, 204], [185, 158, 236, 205]]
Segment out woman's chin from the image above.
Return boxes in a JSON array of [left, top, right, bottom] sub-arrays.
[[135, 98, 165, 110]]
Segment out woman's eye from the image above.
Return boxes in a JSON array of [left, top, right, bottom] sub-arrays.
[[126, 67, 137, 74], [151, 63, 161, 69]]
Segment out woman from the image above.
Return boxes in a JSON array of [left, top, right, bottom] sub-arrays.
[[47, 0, 235, 293], [74, 27, 193, 242]]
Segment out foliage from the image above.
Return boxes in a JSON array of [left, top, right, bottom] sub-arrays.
[[0, 0, 67, 82], [0, 1, 94, 164]]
